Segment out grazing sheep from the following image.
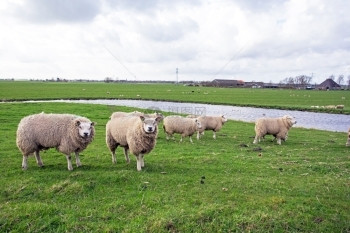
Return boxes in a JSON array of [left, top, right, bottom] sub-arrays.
[[163, 116, 202, 143], [346, 128, 350, 147], [16, 113, 95, 171], [253, 115, 296, 145], [336, 105, 344, 109], [188, 115, 227, 139], [106, 115, 162, 171]]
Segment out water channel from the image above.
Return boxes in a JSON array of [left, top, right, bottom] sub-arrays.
[[24, 99, 349, 133]]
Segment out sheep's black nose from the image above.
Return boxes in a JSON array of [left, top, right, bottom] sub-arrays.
[[148, 127, 153, 131], [84, 132, 89, 137]]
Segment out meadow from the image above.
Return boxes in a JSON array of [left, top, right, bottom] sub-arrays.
[[0, 81, 349, 114], [0, 82, 349, 232]]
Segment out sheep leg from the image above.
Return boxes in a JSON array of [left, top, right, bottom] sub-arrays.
[[22, 155, 28, 170], [65, 154, 73, 171], [141, 154, 145, 168], [135, 154, 143, 171], [197, 131, 200, 140], [34, 150, 44, 167], [213, 131, 217, 139], [180, 136, 183, 142], [253, 135, 259, 144], [189, 136, 193, 143], [276, 138, 282, 145], [75, 152, 82, 167], [123, 147, 130, 163]]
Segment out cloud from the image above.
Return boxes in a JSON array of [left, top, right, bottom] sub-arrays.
[[0, 0, 350, 82], [16, 0, 101, 23]]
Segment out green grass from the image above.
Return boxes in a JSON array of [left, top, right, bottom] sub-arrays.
[[1, 102, 349, 232], [1, 81, 349, 114]]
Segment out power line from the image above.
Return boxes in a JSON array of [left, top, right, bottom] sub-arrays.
[[103, 45, 137, 80]]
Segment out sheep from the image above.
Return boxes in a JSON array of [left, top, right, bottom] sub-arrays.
[[336, 105, 344, 109], [253, 115, 296, 145], [106, 115, 162, 171], [163, 116, 202, 143], [346, 128, 350, 147], [16, 113, 95, 171], [187, 115, 227, 139]]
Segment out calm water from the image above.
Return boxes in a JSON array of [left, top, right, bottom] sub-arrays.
[[25, 99, 349, 132]]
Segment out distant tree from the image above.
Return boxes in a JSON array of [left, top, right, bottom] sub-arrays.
[[337, 75, 344, 85], [329, 74, 335, 80], [347, 75, 350, 88]]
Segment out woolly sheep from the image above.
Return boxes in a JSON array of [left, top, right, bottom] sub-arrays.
[[187, 115, 227, 139], [163, 116, 202, 143], [106, 115, 162, 171], [16, 113, 95, 171], [346, 128, 350, 147], [253, 115, 296, 145]]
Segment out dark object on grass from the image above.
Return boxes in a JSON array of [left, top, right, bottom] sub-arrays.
[[253, 147, 263, 151]]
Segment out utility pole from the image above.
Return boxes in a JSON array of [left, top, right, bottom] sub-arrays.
[[176, 68, 178, 84]]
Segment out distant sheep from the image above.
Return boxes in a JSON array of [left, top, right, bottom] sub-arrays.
[[16, 113, 95, 170], [346, 128, 350, 147], [336, 105, 344, 109], [188, 115, 227, 139], [106, 115, 162, 171], [253, 115, 296, 145], [163, 116, 202, 143]]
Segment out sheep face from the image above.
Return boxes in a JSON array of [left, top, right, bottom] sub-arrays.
[[76, 120, 94, 138], [140, 116, 161, 134], [283, 115, 297, 126], [195, 119, 202, 129], [221, 115, 228, 123]]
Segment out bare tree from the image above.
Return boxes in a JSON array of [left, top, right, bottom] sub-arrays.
[[337, 75, 344, 85], [329, 74, 335, 80]]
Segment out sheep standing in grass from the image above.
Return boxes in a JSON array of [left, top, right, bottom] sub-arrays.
[[188, 115, 227, 139], [253, 115, 296, 145], [16, 113, 95, 170], [346, 128, 350, 147], [106, 115, 162, 171], [163, 116, 202, 143]]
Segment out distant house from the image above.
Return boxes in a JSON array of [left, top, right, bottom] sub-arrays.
[[317, 79, 341, 90], [211, 79, 244, 87]]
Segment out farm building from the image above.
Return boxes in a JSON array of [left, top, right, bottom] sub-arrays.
[[209, 79, 245, 87], [317, 78, 341, 90]]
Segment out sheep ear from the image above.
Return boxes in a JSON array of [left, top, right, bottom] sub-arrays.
[[75, 120, 81, 126], [155, 116, 162, 123], [91, 122, 96, 126], [140, 116, 145, 122]]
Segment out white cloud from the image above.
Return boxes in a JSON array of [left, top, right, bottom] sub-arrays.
[[0, 0, 350, 83]]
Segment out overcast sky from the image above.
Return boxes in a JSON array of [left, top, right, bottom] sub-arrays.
[[1, 0, 350, 83]]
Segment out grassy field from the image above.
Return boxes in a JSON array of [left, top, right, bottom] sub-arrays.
[[1, 100, 349, 232], [0, 81, 349, 114]]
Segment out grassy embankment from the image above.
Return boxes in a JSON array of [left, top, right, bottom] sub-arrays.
[[0, 81, 349, 114], [0, 100, 349, 231]]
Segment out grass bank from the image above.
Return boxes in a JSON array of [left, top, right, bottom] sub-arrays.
[[0, 81, 349, 114], [1, 102, 349, 232]]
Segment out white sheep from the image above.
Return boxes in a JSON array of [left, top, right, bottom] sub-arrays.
[[16, 113, 95, 171], [188, 115, 227, 139], [346, 128, 350, 147], [163, 116, 202, 143], [253, 115, 296, 145], [106, 115, 162, 171]]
